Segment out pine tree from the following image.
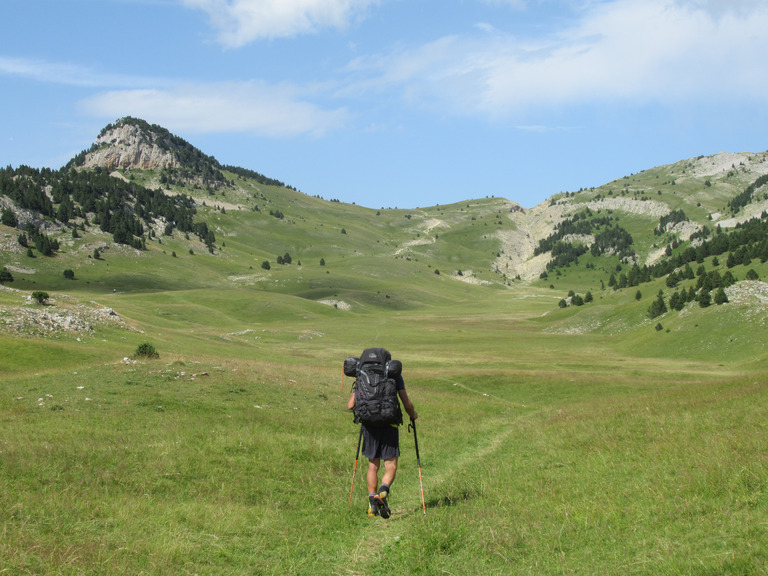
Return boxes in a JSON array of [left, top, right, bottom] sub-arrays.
[[647, 290, 667, 318], [669, 291, 684, 311], [714, 287, 729, 305]]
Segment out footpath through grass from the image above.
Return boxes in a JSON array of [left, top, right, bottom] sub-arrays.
[[2, 344, 767, 575]]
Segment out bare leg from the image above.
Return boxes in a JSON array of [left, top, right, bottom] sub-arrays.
[[367, 458, 380, 494], [381, 457, 398, 489]]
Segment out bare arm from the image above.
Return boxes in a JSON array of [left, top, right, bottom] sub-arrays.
[[347, 392, 356, 411], [398, 389, 418, 421]]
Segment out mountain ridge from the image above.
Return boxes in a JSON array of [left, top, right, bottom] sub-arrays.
[[2, 118, 768, 289], [3, 119, 768, 367]]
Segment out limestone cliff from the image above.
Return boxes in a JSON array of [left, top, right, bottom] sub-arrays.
[[71, 117, 228, 189], [80, 120, 183, 171]]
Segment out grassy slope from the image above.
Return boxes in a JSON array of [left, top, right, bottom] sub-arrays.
[[2, 153, 768, 574]]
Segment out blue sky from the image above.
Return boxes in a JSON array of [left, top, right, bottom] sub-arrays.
[[2, 0, 767, 209]]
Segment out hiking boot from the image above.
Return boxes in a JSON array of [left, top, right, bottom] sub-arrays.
[[374, 490, 390, 519], [368, 497, 379, 517]]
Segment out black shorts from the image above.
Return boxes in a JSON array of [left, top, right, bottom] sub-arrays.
[[362, 425, 400, 461]]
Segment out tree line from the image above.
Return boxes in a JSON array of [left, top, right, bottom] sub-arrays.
[[1, 164, 215, 252], [727, 173, 768, 214], [535, 209, 637, 271]]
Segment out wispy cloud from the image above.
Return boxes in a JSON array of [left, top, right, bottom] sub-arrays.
[[79, 82, 350, 138], [180, 0, 380, 47], [6, 0, 767, 140], [0, 55, 157, 88], [674, 0, 767, 17], [346, 0, 768, 118], [0, 54, 348, 138]]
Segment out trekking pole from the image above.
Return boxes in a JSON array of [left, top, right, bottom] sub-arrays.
[[348, 425, 364, 506], [408, 419, 427, 515]]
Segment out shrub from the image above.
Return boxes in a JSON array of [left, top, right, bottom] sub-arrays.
[[0, 267, 13, 284], [133, 342, 159, 359], [31, 291, 49, 305], [1, 207, 18, 227], [63, 269, 75, 280]]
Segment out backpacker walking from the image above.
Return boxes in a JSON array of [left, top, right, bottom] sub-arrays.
[[345, 348, 418, 518]]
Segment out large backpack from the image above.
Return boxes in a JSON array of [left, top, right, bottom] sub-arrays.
[[348, 348, 403, 427]]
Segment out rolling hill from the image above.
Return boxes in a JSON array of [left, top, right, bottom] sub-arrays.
[[2, 117, 768, 370]]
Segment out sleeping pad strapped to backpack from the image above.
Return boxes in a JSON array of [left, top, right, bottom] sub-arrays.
[[350, 348, 403, 427]]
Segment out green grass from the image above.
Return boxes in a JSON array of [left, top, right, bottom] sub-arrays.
[[2, 253, 768, 576], [2, 332, 767, 575], [3, 151, 768, 573]]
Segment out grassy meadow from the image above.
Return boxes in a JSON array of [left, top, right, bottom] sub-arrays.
[[2, 282, 768, 575], [3, 155, 768, 574]]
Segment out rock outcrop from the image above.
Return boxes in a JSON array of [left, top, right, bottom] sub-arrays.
[[80, 121, 181, 171]]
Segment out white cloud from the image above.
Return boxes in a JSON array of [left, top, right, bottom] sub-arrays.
[[1, 55, 347, 139], [349, 0, 768, 117], [180, 0, 379, 46], [0, 55, 156, 88], [674, 0, 766, 17], [79, 82, 350, 138]]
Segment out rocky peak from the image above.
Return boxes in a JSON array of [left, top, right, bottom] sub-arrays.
[[80, 119, 182, 171]]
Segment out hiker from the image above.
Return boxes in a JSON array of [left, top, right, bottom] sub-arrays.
[[346, 348, 418, 518]]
